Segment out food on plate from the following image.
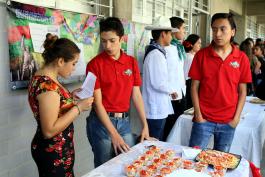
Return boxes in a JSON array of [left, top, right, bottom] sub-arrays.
[[214, 165, 226, 176], [160, 167, 171, 175], [153, 158, 163, 166], [165, 161, 175, 170], [196, 149, 241, 169], [125, 164, 136, 177], [182, 160, 193, 169], [145, 150, 155, 160], [147, 164, 157, 175], [149, 145, 161, 153], [140, 169, 150, 177], [139, 155, 148, 165], [159, 153, 167, 163], [194, 161, 208, 172], [133, 160, 143, 170], [249, 97, 265, 104], [172, 157, 182, 167], [165, 150, 175, 159]]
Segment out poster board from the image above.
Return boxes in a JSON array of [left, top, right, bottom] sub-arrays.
[[7, 1, 100, 89], [7, 1, 151, 90]]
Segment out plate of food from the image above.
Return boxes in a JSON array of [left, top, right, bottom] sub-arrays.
[[195, 149, 241, 169], [184, 107, 194, 115], [249, 97, 265, 104]]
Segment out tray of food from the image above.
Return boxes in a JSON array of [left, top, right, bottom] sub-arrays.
[[184, 107, 194, 115], [249, 97, 265, 104], [195, 149, 241, 169]]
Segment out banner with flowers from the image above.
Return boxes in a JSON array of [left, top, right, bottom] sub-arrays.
[[7, 1, 100, 90]]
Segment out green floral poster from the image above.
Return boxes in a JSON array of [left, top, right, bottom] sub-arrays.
[[7, 1, 100, 89]]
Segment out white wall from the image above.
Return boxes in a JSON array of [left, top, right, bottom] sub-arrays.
[[0, 3, 94, 177]]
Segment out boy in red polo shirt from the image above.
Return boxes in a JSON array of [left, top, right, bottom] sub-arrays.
[[189, 13, 252, 152], [86, 17, 152, 167]]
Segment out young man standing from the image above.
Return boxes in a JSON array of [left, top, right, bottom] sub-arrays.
[[86, 17, 152, 167], [189, 13, 252, 152], [163, 17, 187, 140], [142, 17, 175, 140]]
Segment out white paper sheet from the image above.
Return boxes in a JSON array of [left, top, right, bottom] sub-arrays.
[[75, 72, 96, 99], [29, 23, 60, 53]]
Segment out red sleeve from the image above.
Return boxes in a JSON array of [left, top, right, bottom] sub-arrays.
[[133, 58, 142, 86], [86, 58, 101, 89], [239, 53, 252, 83], [188, 51, 202, 81]]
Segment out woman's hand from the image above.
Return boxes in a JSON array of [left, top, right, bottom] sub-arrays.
[[71, 88, 82, 99], [76, 97, 94, 112]]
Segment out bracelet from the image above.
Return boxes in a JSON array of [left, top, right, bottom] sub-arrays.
[[74, 105, 81, 115]]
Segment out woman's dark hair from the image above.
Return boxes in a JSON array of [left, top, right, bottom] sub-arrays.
[[100, 17, 124, 37], [170, 17, 185, 29], [42, 33, 80, 65], [211, 13, 236, 42], [240, 39, 254, 65], [183, 34, 200, 52], [151, 30, 171, 41]]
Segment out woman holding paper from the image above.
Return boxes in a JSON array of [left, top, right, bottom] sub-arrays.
[[28, 34, 93, 177]]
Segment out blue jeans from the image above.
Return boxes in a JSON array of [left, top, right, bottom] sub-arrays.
[[189, 121, 235, 152], [147, 118, 166, 141], [86, 110, 135, 167]]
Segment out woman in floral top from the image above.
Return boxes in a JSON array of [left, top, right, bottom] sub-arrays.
[[28, 34, 93, 177]]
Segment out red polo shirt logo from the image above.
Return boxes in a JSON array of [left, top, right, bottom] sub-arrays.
[[124, 69, 132, 76], [230, 61, 240, 68]]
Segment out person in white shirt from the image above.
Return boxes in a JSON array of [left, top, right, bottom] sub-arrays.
[[163, 16, 187, 141], [142, 16, 177, 140], [183, 34, 201, 109]]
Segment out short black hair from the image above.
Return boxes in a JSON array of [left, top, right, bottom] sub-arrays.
[[151, 30, 171, 41], [211, 13, 236, 42], [211, 13, 236, 30], [170, 17, 185, 29], [99, 17, 124, 37]]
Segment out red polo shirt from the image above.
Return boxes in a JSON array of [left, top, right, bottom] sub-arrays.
[[189, 44, 252, 123], [86, 51, 141, 112]]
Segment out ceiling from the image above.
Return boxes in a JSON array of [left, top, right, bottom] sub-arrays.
[[245, 0, 265, 24]]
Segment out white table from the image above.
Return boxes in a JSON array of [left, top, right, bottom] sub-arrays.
[[82, 141, 251, 177], [167, 96, 265, 168]]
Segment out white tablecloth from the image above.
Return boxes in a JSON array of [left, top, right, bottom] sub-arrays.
[[167, 96, 265, 168], [82, 141, 251, 177]]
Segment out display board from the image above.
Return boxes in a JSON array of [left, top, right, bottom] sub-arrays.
[[7, 1, 151, 90]]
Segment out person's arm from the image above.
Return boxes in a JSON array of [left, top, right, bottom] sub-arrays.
[[254, 60, 261, 75], [93, 89, 130, 154], [191, 80, 206, 123], [131, 86, 156, 142], [229, 83, 247, 128], [38, 91, 93, 139]]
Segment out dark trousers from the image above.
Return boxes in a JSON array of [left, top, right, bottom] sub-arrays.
[[163, 97, 186, 141], [185, 79, 193, 109], [146, 118, 166, 141]]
